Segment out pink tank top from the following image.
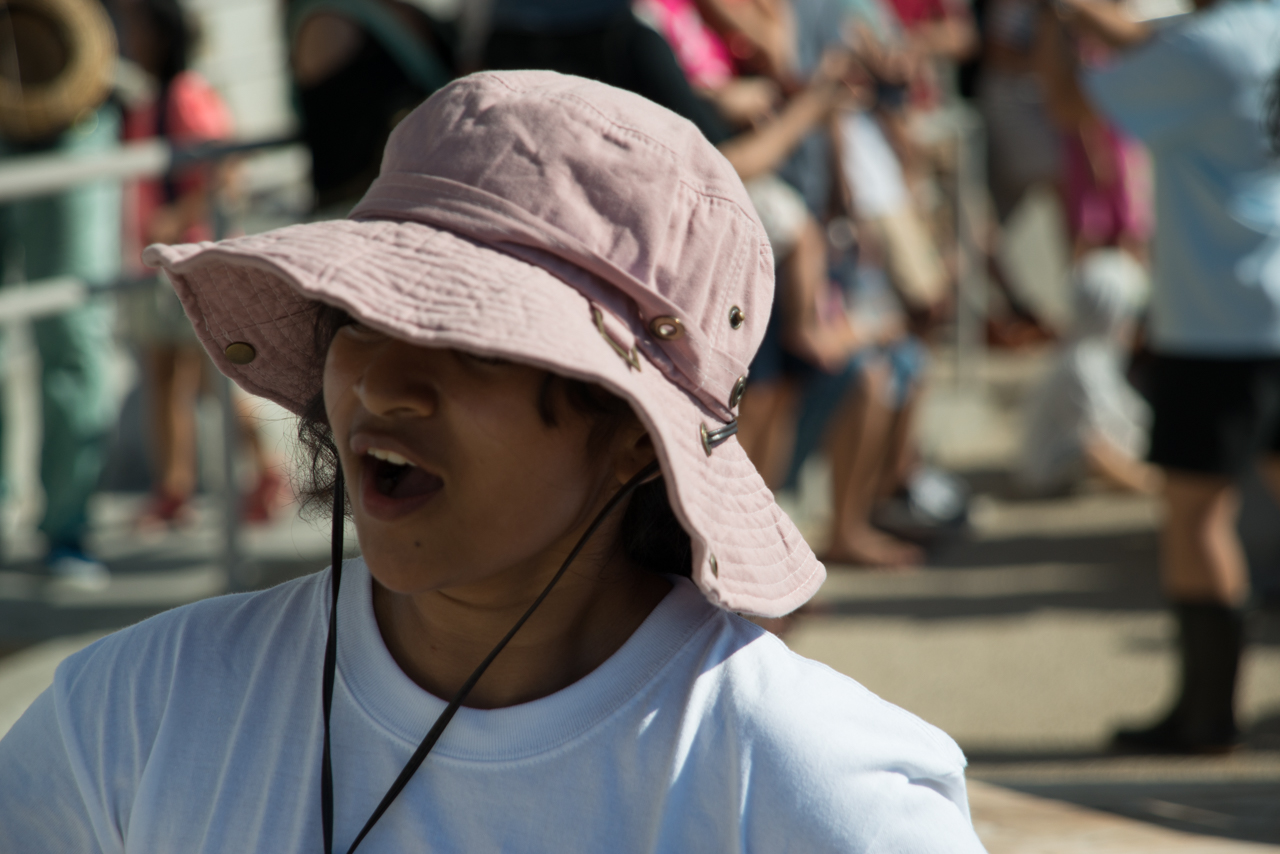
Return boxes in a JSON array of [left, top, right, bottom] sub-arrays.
[[635, 0, 736, 89]]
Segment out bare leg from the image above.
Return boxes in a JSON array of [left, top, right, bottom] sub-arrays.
[[737, 381, 798, 490], [780, 219, 860, 371], [875, 384, 921, 501], [146, 346, 201, 501], [232, 390, 285, 522], [1083, 433, 1161, 494], [1160, 471, 1249, 605], [234, 395, 269, 472], [140, 346, 203, 526], [1114, 468, 1248, 752], [146, 347, 178, 497], [167, 347, 205, 497], [825, 363, 923, 568]]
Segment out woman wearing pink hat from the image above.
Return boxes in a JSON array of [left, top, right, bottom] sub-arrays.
[[0, 72, 985, 852]]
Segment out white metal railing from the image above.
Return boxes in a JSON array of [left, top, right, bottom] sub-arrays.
[[901, 103, 990, 389], [950, 105, 989, 390], [0, 136, 299, 590], [0, 136, 296, 203]]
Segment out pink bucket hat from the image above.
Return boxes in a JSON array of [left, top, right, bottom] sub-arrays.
[[144, 70, 824, 617]]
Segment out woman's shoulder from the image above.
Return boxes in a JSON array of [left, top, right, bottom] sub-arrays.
[[660, 604, 981, 848], [54, 570, 327, 699], [701, 610, 968, 778]]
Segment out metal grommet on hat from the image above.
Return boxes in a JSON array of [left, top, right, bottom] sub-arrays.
[[224, 342, 257, 365], [648, 316, 684, 340], [709, 554, 719, 577], [729, 375, 748, 409], [700, 420, 738, 456], [728, 306, 745, 329]]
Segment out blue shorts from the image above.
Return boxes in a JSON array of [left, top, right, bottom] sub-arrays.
[[781, 337, 929, 490]]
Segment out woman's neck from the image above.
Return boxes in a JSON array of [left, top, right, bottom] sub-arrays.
[[370, 558, 671, 709]]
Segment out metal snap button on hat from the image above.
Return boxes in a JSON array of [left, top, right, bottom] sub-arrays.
[[729, 375, 748, 409], [224, 342, 257, 365], [728, 306, 745, 329]]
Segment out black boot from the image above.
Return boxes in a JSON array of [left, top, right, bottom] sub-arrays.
[[1113, 602, 1245, 754]]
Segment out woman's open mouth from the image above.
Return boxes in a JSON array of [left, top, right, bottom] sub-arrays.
[[359, 448, 444, 520]]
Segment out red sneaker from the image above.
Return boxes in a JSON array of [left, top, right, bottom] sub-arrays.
[[137, 490, 192, 530], [242, 469, 284, 524]]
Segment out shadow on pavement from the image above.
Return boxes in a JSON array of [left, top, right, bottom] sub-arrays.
[[843, 464, 1280, 638], [0, 555, 323, 646], [967, 714, 1280, 845], [928, 529, 1158, 573], [973, 775, 1280, 845], [948, 465, 1280, 595], [817, 585, 1163, 619]]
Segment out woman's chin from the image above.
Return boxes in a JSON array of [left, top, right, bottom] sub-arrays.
[[362, 553, 457, 597]]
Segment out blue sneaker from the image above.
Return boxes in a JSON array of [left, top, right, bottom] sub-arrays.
[[46, 546, 110, 592]]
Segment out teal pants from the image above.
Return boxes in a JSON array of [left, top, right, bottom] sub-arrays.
[[0, 108, 121, 551]]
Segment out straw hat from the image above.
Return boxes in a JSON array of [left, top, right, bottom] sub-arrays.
[[0, 0, 116, 142]]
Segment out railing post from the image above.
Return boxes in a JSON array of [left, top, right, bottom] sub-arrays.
[[953, 107, 988, 392], [216, 371, 247, 591], [211, 196, 249, 592]]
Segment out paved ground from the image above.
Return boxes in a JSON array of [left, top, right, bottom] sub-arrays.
[[2, 347, 1279, 851], [779, 349, 1280, 849]]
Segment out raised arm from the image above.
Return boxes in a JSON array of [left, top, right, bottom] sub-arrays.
[[1054, 0, 1152, 49], [718, 52, 868, 181]]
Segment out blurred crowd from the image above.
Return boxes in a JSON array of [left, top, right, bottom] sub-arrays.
[[284, 0, 1174, 572], [3, 0, 1280, 752], [1, 0, 282, 591]]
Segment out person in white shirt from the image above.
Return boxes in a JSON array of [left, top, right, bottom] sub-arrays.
[[0, 71, 987, 852], [1066, 0, 1280, 753], [1017, 248, 1158, 496]]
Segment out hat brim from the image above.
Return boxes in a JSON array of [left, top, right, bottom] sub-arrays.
[[145, 218, 823, 617]]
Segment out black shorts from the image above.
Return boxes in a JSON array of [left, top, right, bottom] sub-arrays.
[[1148, 354, 1280, 476]]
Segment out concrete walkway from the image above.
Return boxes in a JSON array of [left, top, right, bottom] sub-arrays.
[[970, 781, 1280, 852], [776, 348, 1280, 848]]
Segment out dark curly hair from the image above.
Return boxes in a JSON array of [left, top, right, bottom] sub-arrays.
[[296, 303, 692, 578]]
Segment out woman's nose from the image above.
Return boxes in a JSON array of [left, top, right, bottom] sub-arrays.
[[352, 340, 440, 418]]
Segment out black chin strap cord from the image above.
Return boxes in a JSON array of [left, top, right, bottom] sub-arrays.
[[321, 459, 662, 854], [321, 467, 345, 854]]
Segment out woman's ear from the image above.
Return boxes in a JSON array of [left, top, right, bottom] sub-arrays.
[[613, 419, 657, 486]]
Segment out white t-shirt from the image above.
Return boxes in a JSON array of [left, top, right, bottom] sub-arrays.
[[1086, 0, 1280, 356], [0, 559, 985, 853]]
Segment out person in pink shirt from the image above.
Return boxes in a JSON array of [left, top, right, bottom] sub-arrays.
[[120, 0, 282, 526], [1036, 11, 1152, 262]]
